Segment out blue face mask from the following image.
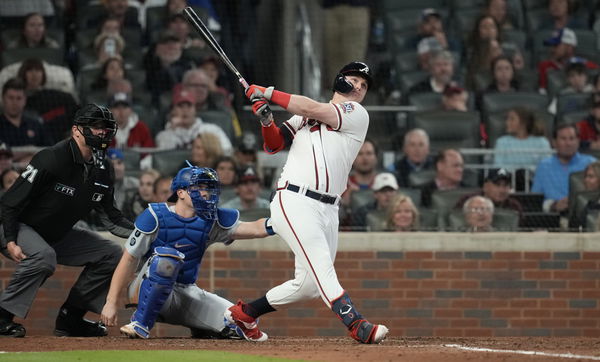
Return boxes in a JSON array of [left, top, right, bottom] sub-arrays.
[[187, 183, 220, 220]]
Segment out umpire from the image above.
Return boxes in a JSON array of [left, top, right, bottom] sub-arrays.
[[0, 104, 134, 337]]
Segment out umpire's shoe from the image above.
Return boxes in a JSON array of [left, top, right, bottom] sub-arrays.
[[0, 320, 26, 338], [54, 308, 108, 337]]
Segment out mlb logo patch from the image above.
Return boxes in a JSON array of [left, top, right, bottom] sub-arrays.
[[92, 193, 103, 202], [341, 102, 354, 113]]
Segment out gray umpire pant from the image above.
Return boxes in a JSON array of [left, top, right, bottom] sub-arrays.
[[0, 224, 122, 319]]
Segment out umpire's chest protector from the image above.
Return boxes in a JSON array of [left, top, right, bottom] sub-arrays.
[[149, 203, 212, 284]]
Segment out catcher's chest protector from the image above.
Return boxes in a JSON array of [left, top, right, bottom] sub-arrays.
[[149, 203, 212, 284]]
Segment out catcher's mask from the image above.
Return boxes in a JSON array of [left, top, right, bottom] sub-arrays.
[[73, 104, 117, 169], [332, 61, 373, 94], [168, 163, 221, 220]]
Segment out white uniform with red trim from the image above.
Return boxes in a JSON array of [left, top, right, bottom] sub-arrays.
[[266, 100, 368, 308]]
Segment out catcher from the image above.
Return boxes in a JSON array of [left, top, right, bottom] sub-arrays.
[[100, 165, 274, 339]]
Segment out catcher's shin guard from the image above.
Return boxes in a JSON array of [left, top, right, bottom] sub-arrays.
[[129, 247, 184, 338]]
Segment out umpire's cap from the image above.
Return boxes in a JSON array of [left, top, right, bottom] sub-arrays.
[[338, 61, 373, 89]]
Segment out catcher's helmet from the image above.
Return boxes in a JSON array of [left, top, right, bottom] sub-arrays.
[[168, 164, 221, 220], [332, 61, 373, 94]]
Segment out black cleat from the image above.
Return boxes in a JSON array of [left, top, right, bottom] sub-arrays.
[[0, 320, 26, 338], [54, 309, 107, 337]]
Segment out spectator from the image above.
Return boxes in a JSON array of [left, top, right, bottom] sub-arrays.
[[1, 169, 19, 194], [107, 148, 138, 210], [17, 58, 77, 144], [391, 128, 434, 188], [441, 85, 469, 111], [198, 56, 233, 108], [6, 12, 59, 49], [407, 50, 457, 99], [0, 78, 50, 148], [155, 86, 232, 153], [351, 172, 399, 229], [540, 0, 587, 31], [578, 162, 600, 228], [467, 38, 504, 90], [212, 155, 238, 203], [421, 149, 466, 207], [477, 55, 522, 109], [341, 139, 379, 217], [180, 133, 224, 171], [463, 195, 495, 232], [144, 30, 194, 102], [122, 168, 160, 222], [538, 28, 598, 92], [181, 68, 232, 113], [0, 143, 14, 173], [577, 94, 600, 151], [80, 32, 126, 71], [414, 8, 460, 70], [456, 168, 524, 222], [532, 123, 596, 213], [221, 165, 270, 211], [0, 61, 76, 99], [153, 175, 173, 203], [385, 193, 420, 232], [493, 107, 551, 170], [234, 132, 258, 167], [108, 92, 155, 150], [166, 13, 206, 50], [484, 0, 517, 30], [560, 61, 595, 95], [90, 57, 127, 93], [87, 0, 141, 30]]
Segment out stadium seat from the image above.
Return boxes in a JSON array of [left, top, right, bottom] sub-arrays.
[[482, 92, 549, 114], [568, 190, 600, 229], [399, 187, 422, 207], [238, 208, 271, 222], [511, 192, 544, 212], [152, 149, 190, 176], [411, 110, 481, 150], [503, 29, 527, 50], [485, 109, 554, 147], [431, 188, 479, 228], [121, 149, 141, 171], [394, 51, 420, 73], [558, 110, 587, 125], [451, 7, 483, 41], [585, 210, 600, 231], [521, 211, 560, 230], [198, 110, 235, 141], [381, 0, 446, 11], [398, 70, 429, 93], [366, 210, 388, 231], [446, 207, 519, 231], [556, 93, 592, 118], [1, 47, 64, 67], [418, 208, 438, 231], [408, 92, 442, 112], [350, 189, 375, 210], [569, 170, 586, 195]]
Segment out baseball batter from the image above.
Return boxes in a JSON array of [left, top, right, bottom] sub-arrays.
[[225, 62, 389, 344], [100, 165, 275, 339]]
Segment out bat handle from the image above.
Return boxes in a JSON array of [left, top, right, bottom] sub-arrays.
[[239, 77, 250, 91]]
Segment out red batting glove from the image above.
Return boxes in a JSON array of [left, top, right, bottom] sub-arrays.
[[246, 84, 292, 109]]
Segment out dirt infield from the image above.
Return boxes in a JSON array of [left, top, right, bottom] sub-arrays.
[[1, 336, 599, 361]]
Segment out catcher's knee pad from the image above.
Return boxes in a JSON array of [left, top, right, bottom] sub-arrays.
[[331, 291, 363, 329], [131, 247, 184, 335]]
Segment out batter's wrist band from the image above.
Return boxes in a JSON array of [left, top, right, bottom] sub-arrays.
[[271, 90, 291, 109], [265, 218, 275, 235]]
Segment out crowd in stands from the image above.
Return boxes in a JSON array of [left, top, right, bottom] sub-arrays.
[[4, 0, 600, 232]]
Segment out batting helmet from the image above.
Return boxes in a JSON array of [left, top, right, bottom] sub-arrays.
[[168, 164, 221, 220], [332, 61, 373, 94]]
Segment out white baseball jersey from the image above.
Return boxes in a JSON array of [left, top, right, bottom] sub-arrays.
[[276, 101, 369, 196], [266, 100, 369, 309]]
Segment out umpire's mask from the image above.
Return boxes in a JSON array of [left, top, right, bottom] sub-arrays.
[[74, 104, 118, 169]]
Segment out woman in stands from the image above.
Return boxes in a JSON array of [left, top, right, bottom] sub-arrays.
[[476, 55, 522, 109], [212, 156, 238, 204], [6, 13, 59, 49], [91, 56, 127, 92], [493, 107, 552, 181], [386, 194, 420, 232]]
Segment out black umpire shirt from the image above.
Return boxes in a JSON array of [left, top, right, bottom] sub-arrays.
[[0, 138, 133, 246]]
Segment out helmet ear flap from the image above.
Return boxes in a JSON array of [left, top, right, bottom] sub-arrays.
[[333, 73, 354, 94]]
